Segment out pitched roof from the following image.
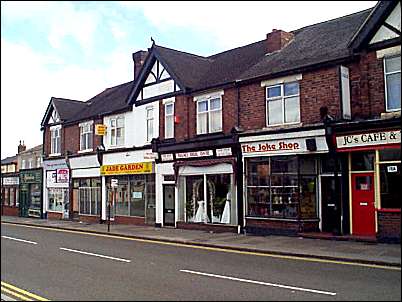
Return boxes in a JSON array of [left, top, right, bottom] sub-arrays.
[[238, 8, 372, 82], [52, 97, 87, 121], [1, 155, 17, 165], [66, 81, 134, 124], [18, 144, 43, 155]]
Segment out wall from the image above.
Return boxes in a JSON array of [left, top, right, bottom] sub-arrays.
[[377, 210, 401, 243]]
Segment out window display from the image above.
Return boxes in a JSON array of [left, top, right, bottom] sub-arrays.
[[48, 188, 67, 212], [76, 178, 101, 215], [246, 156, 318, 219]]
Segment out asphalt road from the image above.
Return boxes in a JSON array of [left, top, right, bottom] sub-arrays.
[[1, 223, 401, 301]]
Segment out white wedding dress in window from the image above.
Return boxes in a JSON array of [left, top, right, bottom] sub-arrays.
[[194, 200, 209, 223]]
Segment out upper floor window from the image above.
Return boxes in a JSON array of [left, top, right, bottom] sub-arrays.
[[50, 126, 61, 155], [21, 159, 26, 169], [28, 158, 33, 169], [36, 156, 42, 168], [196, 97, 222, 135], [266, 82, 300, 125], [165, 102, 174, 139], [110, 117, 124, 147], [80, 122, 93, 151], [384, 55, 401, 111], [146, 107, 154, 142]]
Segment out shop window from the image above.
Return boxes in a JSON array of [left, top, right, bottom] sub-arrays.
[[266, 82, 300, 125], [48, 188, 67, 212], [30, 184, 41, 210], [246, 156, 318, 219], [4, 188, 10, 206], [9, 187, 15, 207], [379, 148, 401, 162], [130, 176, 146, 217], [384, 55, 401, 112], [351, 151, 374, 171], [78, 178, 101, 216], [184, 174, 232, 224], [15, 188, 19, 206], [380, 163, 401, 209]]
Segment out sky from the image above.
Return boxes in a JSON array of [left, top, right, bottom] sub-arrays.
[[1, 1, 377, 159]]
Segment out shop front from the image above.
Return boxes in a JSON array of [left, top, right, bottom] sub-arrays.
[[43, 159, 70, 220], [101, 152, 156, 225], [70, 155, 101, 223], [335, 123, 401, 242], [1, 174, 19, 216], [19, 169, 43, 218], [155, 136, 240, 233], [240, 128, 329, 235]]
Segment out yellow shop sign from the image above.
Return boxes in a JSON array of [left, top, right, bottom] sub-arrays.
[[100, 162, 153, 175]]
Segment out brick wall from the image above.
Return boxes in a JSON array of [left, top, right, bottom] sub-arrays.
[[348, 50, 386, 119], [63, 124, 80, 155], [44, 127, 51, 157]]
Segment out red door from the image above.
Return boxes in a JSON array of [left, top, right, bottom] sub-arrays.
[[351, 173, 375, 236]]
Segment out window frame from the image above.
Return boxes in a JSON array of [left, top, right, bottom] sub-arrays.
[[109, 116, 124, 147], [266, 81, 300, 126], [164, 102, 174, 139], [79, 121, 94, 152], [146, 107, 154, 142], [50, 126, 61, 156], [196, 96, 223, 135], [383, 54, 401, 112]]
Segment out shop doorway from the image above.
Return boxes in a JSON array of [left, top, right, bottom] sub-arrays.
[[320, 176, 341, 233], [163, 185, 175, 226], [351, 173, 375, 236]]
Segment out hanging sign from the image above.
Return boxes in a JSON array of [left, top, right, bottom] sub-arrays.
[[111, 178, 118, 188], [100, 162, 153, 175], [95, 124, 107, 136]]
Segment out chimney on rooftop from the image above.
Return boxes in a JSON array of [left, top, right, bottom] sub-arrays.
[[266, 29, 294, 53], [132, 50, 148, 80], [18, 140, 26, 154]]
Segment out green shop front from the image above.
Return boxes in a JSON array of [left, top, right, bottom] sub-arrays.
[[19, 169, 43, 218]]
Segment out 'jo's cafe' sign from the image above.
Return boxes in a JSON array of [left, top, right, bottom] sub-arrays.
[[336, 130, 401, 149]]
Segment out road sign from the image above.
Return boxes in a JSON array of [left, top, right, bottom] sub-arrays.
[[111, 178, 118, 188], [95, 124, 107, 136]]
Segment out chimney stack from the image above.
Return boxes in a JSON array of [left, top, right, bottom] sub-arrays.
[[132, 50, 148, 80], [18, 140, 26, 154], [266, 29, 294, 53]]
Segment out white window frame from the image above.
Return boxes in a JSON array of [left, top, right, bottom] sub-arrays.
[[384, 54, 401, 112], [146, 107, 154, 142], [79, 121, 94, 152], [164, 102, 174, 139], [196, 96, 223, 135], [266, 81, 300, 126], [28, 158, 33, 169], [36, 156, 42, 168], [50, 125, 61, 156], [109, 116, 124, 147], [21, 159, 26, 169]]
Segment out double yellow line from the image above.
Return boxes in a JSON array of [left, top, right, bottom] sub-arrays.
[[1, 281, 49, 301]]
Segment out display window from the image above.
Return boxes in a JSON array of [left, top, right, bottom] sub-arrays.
[[378, 148, 401, 209], [74, 178, 101, 216], [48, 188, 68, 212], [246, 156, 318, 219]]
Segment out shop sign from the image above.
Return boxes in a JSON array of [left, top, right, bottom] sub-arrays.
[[336, 130, 401, 149], [144, 152, 158, 160], [216, 148, 232, 157], [20, 170, 42, 184], [2, 177, 19, 185], [176, 150, 213, 159], [56, 168, 69, 183], [387, 166, 398, 173], [95, 124, 107, 136], [161, 154, 174, 162], [100, 162, 153, 175], [46, 171, 69, 188]]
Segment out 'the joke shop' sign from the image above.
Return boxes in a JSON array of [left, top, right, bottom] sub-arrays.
[[336, 130, 401, 149]]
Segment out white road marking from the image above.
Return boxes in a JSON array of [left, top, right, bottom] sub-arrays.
[[1, 236, 37, 245], [59, 247, 131, 263], [180, 269, 337, 296]]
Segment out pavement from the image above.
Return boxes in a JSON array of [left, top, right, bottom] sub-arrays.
[[1, 215, 400, 267]]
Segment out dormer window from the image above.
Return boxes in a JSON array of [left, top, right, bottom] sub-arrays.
[[384, 55, 401, 112]]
